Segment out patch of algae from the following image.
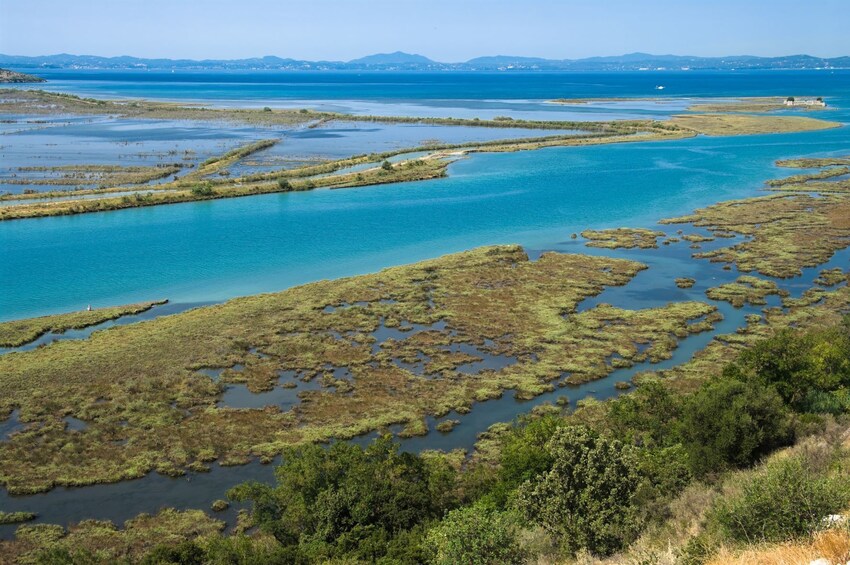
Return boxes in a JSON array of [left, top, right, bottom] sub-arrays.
[[0, 245, 716, 494]]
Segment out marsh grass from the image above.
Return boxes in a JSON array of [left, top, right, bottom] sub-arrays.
[[0, 246, 718, 493], [0, 300, 166, 348], [662, 193, 850, 278], [581, 228, 666, 249]]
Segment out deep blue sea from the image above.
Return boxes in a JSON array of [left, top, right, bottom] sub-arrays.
[[2, 70, 850, 322], [22, 68, 850, 100]]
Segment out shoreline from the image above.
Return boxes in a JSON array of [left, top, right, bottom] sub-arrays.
[[0, 89, 841, 221]]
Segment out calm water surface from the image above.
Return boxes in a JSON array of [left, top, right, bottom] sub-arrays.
[[2, 124, 849, 321]]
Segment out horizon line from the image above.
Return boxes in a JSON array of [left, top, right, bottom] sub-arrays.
[[2, 51, 849, 64]]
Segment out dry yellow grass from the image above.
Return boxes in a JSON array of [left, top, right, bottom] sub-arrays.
[[707, 528, 850, 565], [670, 114, 839, 136]]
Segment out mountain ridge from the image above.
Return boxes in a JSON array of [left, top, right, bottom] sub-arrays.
[[1, 51, 847, 71]]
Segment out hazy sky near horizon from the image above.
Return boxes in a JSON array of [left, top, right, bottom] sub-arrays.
[[1, 0, 847, 61]]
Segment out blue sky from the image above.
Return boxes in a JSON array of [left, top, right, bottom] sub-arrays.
[[1, 0, 847, 60]]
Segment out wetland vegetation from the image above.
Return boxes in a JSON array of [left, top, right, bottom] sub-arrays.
[[0, 245, 720, 494], [3, 153, 850, 561], [0, 301, 166, 348]]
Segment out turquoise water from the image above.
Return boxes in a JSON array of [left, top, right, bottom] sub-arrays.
[[2, 124, 849, 321], [3, 70, 850, 323]]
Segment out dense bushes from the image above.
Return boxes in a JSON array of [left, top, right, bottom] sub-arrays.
[[517, 426, 650, 555], [679, 376, 792, 476], [710, 452, 850, 543], [725, 324, 850, 410], [227, 436, 455, 561], [425, 504, 525, 565]]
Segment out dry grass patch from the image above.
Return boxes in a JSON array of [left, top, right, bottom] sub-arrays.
[[670, 114, 839, 136]]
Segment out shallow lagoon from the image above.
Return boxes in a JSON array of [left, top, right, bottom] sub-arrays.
[[11, 68, 850, 120], [0, 111, 582, 195], [2, 123, 849, 322]]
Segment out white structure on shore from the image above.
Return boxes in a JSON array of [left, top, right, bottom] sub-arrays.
[[785, 96, 827, 107]]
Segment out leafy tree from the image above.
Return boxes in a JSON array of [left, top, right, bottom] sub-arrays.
[[277, 178, 292, 190], [381, 160, 393, 171], [679, 377, 792, 476], [426, 504, 526, 565], [228, 436, 455, 559], [488, 414, 565, 507], [724, 326, 850, 410], [606, 380, 683, 448], [516, 425, 646, 556]]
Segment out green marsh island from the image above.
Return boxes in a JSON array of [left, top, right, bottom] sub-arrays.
[[2, 16, 850, 563]]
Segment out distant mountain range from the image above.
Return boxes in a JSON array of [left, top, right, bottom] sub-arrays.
[[1, 51, 848, 72]]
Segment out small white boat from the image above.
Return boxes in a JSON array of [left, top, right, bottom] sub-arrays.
[[655, 85, 665, 90]]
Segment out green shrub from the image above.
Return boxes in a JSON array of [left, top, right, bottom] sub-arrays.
[[190, 183, 215, 197], [709, 454, 850, 543], [276, 178, 291, 190], [426, 504, 526, 565], [607, 380, 683, 448], [204, 535, 309, 564], [516, 425, 645, 556], [381, 160, 393, 171], [228, 436, 455, 558], [488, 414, 565, 507], [142, 540, 205, 564], [679, 377, 792, 476], [724, 326, 850, 410]]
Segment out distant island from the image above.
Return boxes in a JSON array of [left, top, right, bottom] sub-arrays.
[[0, 51, 848, 72], [0, 68, 45, 83]]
